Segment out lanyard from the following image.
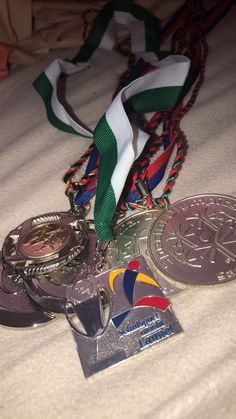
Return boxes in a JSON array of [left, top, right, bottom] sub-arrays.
[[34, 0, 190, 242], [65, 0, 234, 209], [34, 0, 234, 242], [64, 0, 235, 212]]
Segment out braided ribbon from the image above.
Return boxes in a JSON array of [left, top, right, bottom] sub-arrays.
[[34, 0, 190, 241]]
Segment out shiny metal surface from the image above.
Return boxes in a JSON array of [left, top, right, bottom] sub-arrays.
[[108, 208, 185, 296], [24, 230, 99, 312], [66, 280, 105, 338], [19, 223, 71, 258], [0, 262, 55, 328], [2, 211, 88, 275], [148, 194, 236, 285], [65, 256, 182, 377]]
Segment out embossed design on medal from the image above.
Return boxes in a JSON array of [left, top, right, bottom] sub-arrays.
[[23, 229, 99, 313], [148, 194, 236, 285], [64, 256, 182, 377], [108, 207, 185, 296], [2, 211, 88, 276]]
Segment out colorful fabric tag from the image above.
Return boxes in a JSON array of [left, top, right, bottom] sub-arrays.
[[65, 256, 182, 377]]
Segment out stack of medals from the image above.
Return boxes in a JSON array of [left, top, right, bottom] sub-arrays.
[[1, 0, 235, 377]]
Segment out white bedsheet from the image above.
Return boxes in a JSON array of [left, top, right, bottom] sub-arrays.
[[0, 5, 236, 419]]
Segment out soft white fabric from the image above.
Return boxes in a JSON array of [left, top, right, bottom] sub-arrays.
[[0, 5, 236, 419]]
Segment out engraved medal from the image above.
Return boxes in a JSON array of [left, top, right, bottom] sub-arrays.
[[108, 207, 185, 296], [2, 211, 88, 275], [65, 256, 182, 377], [148, 194, 236, 285], [24, 229, 99, 312]]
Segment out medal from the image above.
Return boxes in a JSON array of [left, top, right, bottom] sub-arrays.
[[0, 262, 54, 328], [2, 211, 88, 275], [23, 229, 100, 312], [148, 194, 236, 286], [65, 256, 182, 377], [109, 206, 185, 296]]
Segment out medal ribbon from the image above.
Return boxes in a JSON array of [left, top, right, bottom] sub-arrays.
[[70, 0, 234, 211], [34, 0, 190, 242], [34, 0, 160, 138], [93, 55, 190, 241]]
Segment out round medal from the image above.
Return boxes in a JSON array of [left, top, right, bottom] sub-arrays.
[[2, 211, 88, 275], [148, 194, 236, 285], [23, 229, 99, 312], [0, 262, 55, 327], [108, 208, 186, 296]]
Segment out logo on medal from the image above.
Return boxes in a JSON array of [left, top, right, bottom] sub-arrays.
[[65, 257, 182, 377], [19, 223, 70, 258], [108, 259, 170, 327]]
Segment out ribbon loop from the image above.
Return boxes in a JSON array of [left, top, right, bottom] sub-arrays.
[[94, 55, 190, 241], [33, 1, 190, 242], [34, 0, 161, 138]]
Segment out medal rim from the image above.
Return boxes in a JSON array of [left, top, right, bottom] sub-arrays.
[[147, 193, 236, 286], [109, 206, 184, 296], [0, 262, 55, 327], [2, 211, 88, 275], [22, 229, 99, 312]]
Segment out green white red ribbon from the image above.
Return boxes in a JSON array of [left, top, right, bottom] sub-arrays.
[[34, 0, 190, 242]]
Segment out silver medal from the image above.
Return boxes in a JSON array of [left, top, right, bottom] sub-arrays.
[[0, 262, 55, 328], [108, 207, 185, 296], [24, 229, 103, 313], [65, 256, 182, 377], [2, 211, 88, 275], [148, 194, 236, 285]]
